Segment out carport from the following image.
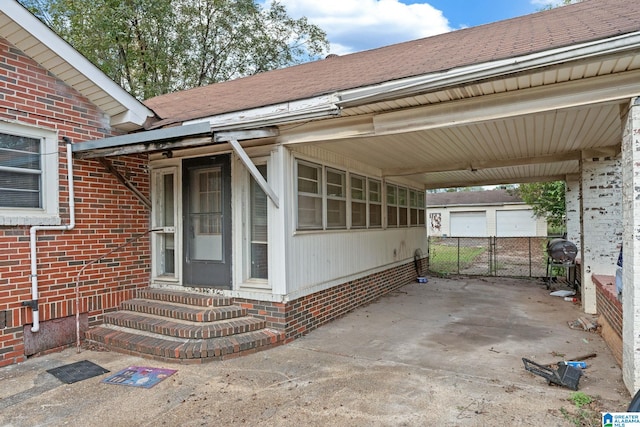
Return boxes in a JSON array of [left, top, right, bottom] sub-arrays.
[[271, 5, 639, 392], [72, 0, 640, 394]]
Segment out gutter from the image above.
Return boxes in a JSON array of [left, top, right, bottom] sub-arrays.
[[24, 137, 75, 333], [337, 31, 640, 107]]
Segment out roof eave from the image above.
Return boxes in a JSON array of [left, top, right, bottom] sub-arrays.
[[0, 0, 154, 130], [181, 95, 342, 131], [337, 30, 640, 108]]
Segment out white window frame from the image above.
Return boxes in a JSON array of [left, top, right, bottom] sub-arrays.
[[368, 178, 382, 228], [248, 162, 269, 281], [294, 158, 424, 232], [0, 122, 59, 226], [350, 173, 367, 229], [151, 167, 179, 281], [398, 186, 409, 227], [417, 191, 426, 226], [295, 160, 323, 230], [386, 183, 398, 228], [325, 167, 347, 229]]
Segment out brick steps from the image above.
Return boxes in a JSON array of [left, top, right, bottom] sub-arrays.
[[137, 288, 233, 307], [102, 311, 267, 339], [84, 288, 285, 362], [119, 299, 246, 322]]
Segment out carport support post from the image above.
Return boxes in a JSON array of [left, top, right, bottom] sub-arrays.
[[622, 97, 640, 394], [565, 174, 581, 258], [579, 153, 622, 315]]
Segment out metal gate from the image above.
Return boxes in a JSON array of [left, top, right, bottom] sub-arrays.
[[428, 236, 550, 278]]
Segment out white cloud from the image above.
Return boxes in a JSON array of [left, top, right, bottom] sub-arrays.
[[268, 0, 451, 55]]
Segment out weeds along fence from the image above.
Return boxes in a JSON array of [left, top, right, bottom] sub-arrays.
[[428, 236, 558, 278]]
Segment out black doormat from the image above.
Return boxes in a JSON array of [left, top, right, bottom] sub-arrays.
[[47, 360, 110, 384]]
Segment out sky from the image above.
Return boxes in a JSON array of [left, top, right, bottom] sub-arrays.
[[268, 0, 562, 55]]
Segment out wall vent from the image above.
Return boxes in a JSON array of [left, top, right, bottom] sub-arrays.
[[0, 310, 9, 329]]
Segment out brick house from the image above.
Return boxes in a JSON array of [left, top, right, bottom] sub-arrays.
[[0, 2, 154, 367], [4, 0, 640, 395]]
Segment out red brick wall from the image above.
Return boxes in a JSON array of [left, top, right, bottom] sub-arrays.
[[594, 276, 622, 335], [0, 38, 151, 366], [236, 257, 427, 340], [594, 275, 622, 365]]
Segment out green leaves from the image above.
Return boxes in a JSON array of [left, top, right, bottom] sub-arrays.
[[513, 181, 566, 230], [21, 0, 329, 100]]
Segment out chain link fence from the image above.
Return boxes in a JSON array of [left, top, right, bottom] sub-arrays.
[[428, 236, 564, 279]]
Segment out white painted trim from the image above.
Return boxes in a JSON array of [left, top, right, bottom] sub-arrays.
[[150, 167, 180, 281], [338, 31, 640, 107], [184, 96, 341, 131], [229, 139, 279, 208], [0, 121, 59, 226], [372, 70, 640, 136]]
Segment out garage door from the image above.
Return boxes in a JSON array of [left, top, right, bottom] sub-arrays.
[[450, 211, 486, 237], [496, 210, 536, 237]]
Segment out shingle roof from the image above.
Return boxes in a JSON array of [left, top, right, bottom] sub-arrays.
[[144, 0, 640, 126], [426, 189, 523, 207]]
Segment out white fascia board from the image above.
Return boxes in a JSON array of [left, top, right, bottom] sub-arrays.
[[338, 31, 640, 107], [184, 95, 341, 131], [1, 1, 153, 128], [373, 68, 640, 136]]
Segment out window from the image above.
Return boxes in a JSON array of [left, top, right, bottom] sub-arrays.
[[195, 168, 222, 235], [152, 168, 178, 278], [0, 122, 58, 225], [368, 179, 382, 228], [294, 159, 423, 232], [387, 184, 398, 227], [326, 168, 346, 229], [418, 191, 425, 226], [250, 165, 268, 279], [297, 161, 322, 229], [351, 174, 366, 228], [411, 190, 426, 227], [410, 190, 418, 225], [398, 187, 408, 227]]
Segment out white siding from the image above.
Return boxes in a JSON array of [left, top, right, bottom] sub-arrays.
[[285, 228, 426, 298], [283, 146, 427, 298]]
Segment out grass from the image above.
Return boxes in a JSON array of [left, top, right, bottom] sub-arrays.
[[429, 244, 486, 275], [559, 392, 600, 427]]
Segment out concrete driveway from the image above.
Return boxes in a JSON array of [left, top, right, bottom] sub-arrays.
[[0, 277, 631, 426]]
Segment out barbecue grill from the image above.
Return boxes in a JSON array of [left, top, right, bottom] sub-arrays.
[[545, 238, 578, 289]]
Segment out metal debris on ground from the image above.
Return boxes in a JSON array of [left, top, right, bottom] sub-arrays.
[[522, 358, 582, 390], [568, 317, 598, 332]]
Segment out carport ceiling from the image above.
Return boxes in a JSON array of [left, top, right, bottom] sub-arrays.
[[308, 101, 622, 189], [283, 54, 637, 190]]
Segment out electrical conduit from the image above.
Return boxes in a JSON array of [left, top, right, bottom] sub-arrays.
[[27, 137, 75, 333]]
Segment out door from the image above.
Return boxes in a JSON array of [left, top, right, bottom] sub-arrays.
[[496, 210, 537, 237], [183, 155, 231, 288], [450, 211, 487, 237]]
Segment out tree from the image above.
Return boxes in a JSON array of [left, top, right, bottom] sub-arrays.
[[511, 181, 566, 230], [19, 0, 329, 100], [538, 0, 582, 11]]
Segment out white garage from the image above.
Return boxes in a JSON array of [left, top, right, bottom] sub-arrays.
[[450, 211, 487, 237], [427, 189, 547, 237], [496, 210, 537, 237]]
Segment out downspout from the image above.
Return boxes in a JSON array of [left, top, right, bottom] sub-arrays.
[[24, 137, 75, 333]]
